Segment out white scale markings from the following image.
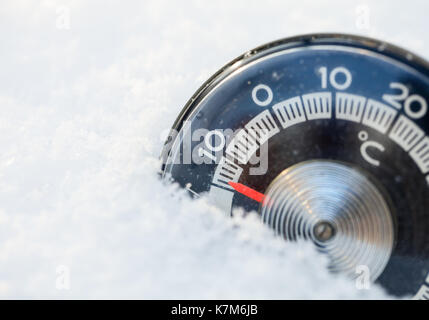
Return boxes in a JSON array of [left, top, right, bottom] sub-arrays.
[[335, 92, 367, 123], [207, 84, 429, 298], [245, 109, 280, 144], [389, 115, 425, 152], [225, 109, 279, 164], [212, 156, 243, 190], [224, 129, 255, 164], [272, 96, 306, 129], [414, 284, 429, 300], [362, 99, 397, 134], [409, 136, 429, 174], [212, 90, 429, 200], [302, 92, 332, 120]]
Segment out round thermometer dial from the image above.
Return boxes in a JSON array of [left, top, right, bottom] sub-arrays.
[[161, 34, 429, 298]]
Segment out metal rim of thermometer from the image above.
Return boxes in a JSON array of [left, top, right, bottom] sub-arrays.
[[161, 34, 429, 299]]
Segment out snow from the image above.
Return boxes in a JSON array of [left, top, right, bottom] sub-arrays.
[[0, 0, 425, 299]]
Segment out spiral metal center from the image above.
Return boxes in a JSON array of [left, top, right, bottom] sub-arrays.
[[313, 221, 336, 242], [260, 160, 394, 282]]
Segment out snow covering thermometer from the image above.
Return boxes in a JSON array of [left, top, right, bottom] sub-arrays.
[[161, 34, 429, 299]]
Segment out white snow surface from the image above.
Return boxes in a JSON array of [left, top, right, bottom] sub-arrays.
[[0, 0, 426, 299]]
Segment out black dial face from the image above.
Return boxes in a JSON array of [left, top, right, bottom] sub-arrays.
[[161, 34, 429, 298]]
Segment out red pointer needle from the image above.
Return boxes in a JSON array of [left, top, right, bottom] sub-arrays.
[[228, 181, 266, 203]]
